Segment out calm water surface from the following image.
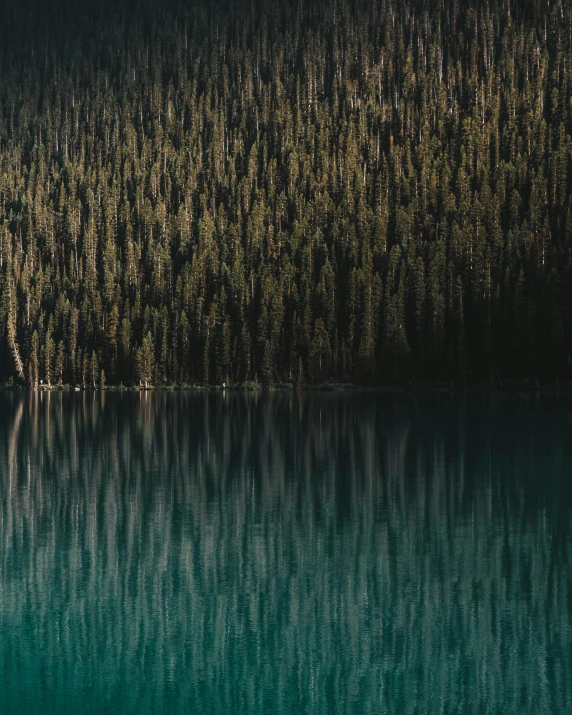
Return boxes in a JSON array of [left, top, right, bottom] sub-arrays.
[[0, 391, 571, 713]]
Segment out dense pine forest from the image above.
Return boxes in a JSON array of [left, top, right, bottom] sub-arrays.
[[1, 0, 572, 387]]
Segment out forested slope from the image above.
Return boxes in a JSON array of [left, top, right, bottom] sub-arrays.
[[1, 0, 572, 386]]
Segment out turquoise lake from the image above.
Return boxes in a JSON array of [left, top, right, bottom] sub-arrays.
[[0, 391, 570, 713]]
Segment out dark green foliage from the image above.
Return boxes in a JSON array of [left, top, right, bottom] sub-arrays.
[[1, 0, 572, 385]]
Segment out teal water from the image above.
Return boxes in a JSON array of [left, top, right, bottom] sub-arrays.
[[0, 391, 570, 714]]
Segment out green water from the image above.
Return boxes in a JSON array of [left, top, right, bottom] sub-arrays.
[[0, 391, 570, 714]]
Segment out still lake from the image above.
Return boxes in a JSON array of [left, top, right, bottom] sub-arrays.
[[0, 390, 570, 713]]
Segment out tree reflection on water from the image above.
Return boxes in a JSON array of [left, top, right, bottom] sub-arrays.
[[0, 391, 570, 714]]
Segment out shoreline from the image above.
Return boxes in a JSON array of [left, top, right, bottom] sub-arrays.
[[2, 382, 572, 395]]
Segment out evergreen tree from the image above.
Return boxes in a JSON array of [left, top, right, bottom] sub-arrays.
[[137, 332, 155, 388], [44, 318, 55, 389]]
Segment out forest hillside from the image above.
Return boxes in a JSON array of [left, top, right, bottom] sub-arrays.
[[1, 0, 572, 386]]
